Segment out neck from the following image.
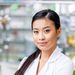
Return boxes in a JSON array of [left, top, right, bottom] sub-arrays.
[[40, 45, 57, 61]]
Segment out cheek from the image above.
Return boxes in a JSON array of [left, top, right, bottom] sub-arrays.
[[33, 34, 38, 42], [46, 32, 57, 41]]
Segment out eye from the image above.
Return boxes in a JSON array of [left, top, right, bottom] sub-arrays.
[[33, 30, 39, 34], [44, 29, 50, 33]]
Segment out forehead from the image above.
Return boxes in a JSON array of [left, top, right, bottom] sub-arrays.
[[32, 18, 55, 29]]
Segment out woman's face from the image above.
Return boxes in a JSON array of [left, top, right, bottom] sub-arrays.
[[32, 18, 61, 52]]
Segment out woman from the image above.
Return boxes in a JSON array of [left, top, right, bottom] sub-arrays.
[[15, 9, 73, 75]]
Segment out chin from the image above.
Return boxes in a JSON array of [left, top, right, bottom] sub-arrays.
[[38, 47, 48, 51]]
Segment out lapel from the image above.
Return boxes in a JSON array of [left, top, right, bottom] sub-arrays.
[[25, 46, 62, 75], [38, 46, 62, 75]]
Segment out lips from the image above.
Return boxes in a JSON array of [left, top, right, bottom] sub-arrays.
[[37, 42, 47, 46]]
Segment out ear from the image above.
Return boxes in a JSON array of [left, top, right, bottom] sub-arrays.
[[57, 27, 61, 38]]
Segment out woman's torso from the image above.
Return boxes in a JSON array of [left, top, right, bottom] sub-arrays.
[[18, 46, 73, 75]]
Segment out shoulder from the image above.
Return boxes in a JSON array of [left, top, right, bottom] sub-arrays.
[[60, 53, 73, 65], [55, 52, 73, 74], [53, 46, 73, 66], [55, 46, 73, 66], [56, 52, 73, 67], [54, 53, 74, 75]]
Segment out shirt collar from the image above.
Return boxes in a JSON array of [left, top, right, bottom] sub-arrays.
[[48, 46, 62, 63], [34, 46, 62, 63]]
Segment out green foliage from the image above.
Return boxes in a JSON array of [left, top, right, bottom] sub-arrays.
[[73, 71, 75, 75]]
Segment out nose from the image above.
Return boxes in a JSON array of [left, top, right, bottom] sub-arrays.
[[39, 32, 45, 40]]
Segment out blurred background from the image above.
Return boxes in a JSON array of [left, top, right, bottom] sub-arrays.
[[0, 0, 75, 75]]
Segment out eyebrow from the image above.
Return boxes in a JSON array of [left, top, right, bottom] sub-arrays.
[[33, 28, 38, 30], [33, 26, 50, 30], [43, 26, 50, 29]]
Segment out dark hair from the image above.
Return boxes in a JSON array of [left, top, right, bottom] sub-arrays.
[[32, 9, 60, 30], [15, 9, 60, 75]]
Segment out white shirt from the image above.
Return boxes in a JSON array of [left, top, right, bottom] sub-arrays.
[[18, 46, 73, 75]]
